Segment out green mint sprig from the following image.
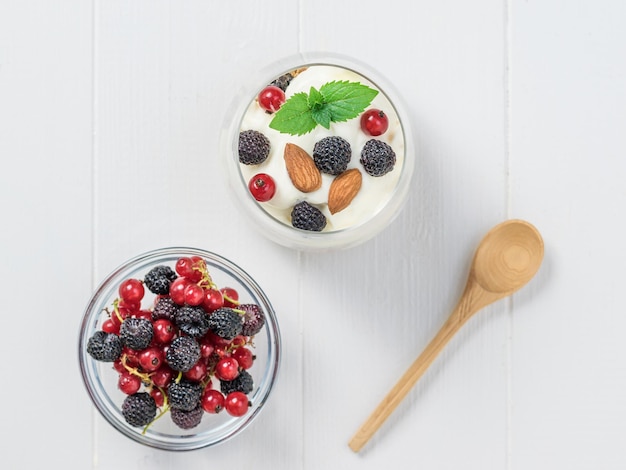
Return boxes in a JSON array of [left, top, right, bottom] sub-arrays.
[[269, 80, 378, 136]]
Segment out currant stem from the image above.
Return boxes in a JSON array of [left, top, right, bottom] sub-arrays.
[[142, 403, 170, 435], [194, 260, 217, 289], [112, 298, 124, 324], [121, 354, 153, 384]]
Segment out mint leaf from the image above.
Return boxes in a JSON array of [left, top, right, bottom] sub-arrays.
[[320, 80, 378, 123], [268, 79, 379, 135], [308, 86, 331, 128], [307, 86, 324, 109], [311, 106, 332, 129], [269, 92, 317, 136]]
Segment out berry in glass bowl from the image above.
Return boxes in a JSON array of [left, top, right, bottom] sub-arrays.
[[221, 52, 415, 251], [78, 247, 281, 451]]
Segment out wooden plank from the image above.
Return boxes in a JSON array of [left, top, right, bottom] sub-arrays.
[[0, 0, 93, 467], [299, 0, 509, 468], [92, 1, 302, 467], [509, 1, 626, 468]]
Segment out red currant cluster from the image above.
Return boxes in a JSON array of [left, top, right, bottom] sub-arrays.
[[95, 256, 262, 429]]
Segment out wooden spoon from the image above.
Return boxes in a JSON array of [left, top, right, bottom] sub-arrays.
[[348, 219, 544, 452]]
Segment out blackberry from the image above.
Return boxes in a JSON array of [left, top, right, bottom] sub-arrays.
[[144, 265, 177, 295], [312, 136, 351, 175], [152, 296, 179, 322], [239, 303, 266, 337], [167, 380, 203, 411], [86, 330, 122, 362], [170, 404, 203, 430], [291, 201, 326, 232], [121, 392, 156, 427], [220, 369, 254, 395], [359, 139, 396, 177], [165, 335, 201, 372], [120, 317, 153, 350], [175, 305, 210, 338], [208, 308, 243, 340], [238, 130, 270, 165], [269, 72, 294, 92]]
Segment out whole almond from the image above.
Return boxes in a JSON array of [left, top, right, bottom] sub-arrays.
[[328, 168, 362, 214], [284, 143, 322, 193]]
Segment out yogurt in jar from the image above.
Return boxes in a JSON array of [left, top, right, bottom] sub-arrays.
[[237, 64, 406, 233]]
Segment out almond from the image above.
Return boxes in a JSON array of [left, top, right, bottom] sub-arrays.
[[328, 168, 362, 214], [284, 143, 322, 193]]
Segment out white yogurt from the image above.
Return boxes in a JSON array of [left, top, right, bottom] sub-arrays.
[[238, 65, 405, 232]]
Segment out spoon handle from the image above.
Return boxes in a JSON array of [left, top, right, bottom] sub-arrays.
[[348, 280, 493, 452]]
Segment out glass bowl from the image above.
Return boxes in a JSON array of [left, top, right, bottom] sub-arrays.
[[221, 52, 415, 251], [78, 247, 281, 451]]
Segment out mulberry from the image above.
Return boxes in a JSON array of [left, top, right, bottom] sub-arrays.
[[168, 380, 203, 411], [121, 392, 156, 427], [166, 335, 201, 372], [175, 305, 210, 338], [208, 308, 243, 340], [86, 330, 122, 362], [220, 369, 254, 395], [359, 139, 396, 176], [144, 265, 177, 295], [313, 136, 351, 175], [291, 201, 326, 232], [120, 317, 153, 350], [269, 72, 294, 92], [152, 296, 179, 322], [239, 130, 270, 165], [170, 404, 204, 430], [239, 303, 266, 337]]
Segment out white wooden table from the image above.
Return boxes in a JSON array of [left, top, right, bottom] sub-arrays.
[[2, 1, 625, 468]]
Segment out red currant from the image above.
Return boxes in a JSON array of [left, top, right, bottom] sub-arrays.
[[220, 287, 239, 307], [175, 256, 204, 282], [115, 306, 133, 323], [183, 360, 207, 382], [113, 359, 126, 374], [118, 278, 145, 303], [133, 309, 152, 321], [203, 288, 224, 312], [150, 387, 165, 407], [224, 391, 250, 417], [175, 257, 194, 278], [138, 347, 164, 372], [248, 173, 276, 202], [184, 283, 205, 306], [102, 318, 120, 334], [229, 335, 247, 348], [190, 256, 207, 272], [152, 318, 176, 344], [202, 389, 225, 414], [118, 372, 141, 395], [214, 345, 228, 358], [122, 348, 139, 367], [215, 357, 239, 381], [169, 277, 190, 305], [151, 366, 174, 388], [207, 331, 231, 348], [232, 347, 254, 370], [257, 85, 285, 112], [360, 108, 389, 136], [199, 337, 215, 358], [118, 298, 140, 312]]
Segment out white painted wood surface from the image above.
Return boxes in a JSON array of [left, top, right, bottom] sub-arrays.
[[1, 1, 625, 468]]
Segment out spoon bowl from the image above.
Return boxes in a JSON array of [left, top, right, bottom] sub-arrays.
[[473, 220, 543, 294], [348, 219, 544, 452]]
